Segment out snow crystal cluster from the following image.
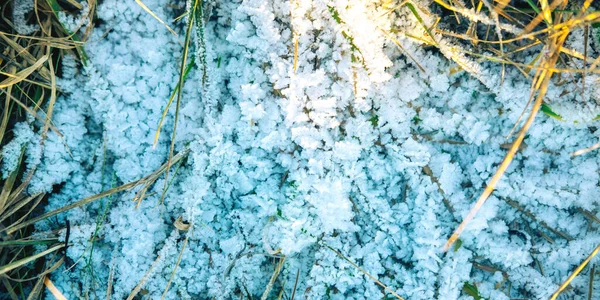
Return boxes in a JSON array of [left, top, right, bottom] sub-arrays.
[[6, 0, 600, 299]]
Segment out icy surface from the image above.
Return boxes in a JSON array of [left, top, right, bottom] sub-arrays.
[[9, 0, 600, 299]]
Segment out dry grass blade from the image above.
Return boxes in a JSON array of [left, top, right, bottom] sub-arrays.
[[134, 149, 189, 207], [293, 36, 298, 73], [290, 267, 300, 300], [152, 0, 200, 150], [41, 43, 57, 143], [423, 166, 455, 214], [0, 194, 44, 225], [443, 84, 547, 251], [127, 228, 183, 300], [588, 263, 595, 300], [5, 194, 44, 232], [44, 276, 67, 300], [38, 256, 64, 278], [0, 55, 48, 88], [570, 140, 600, 157], [107, 256, 116, 300], [261, 257, 286, 300], [325, 244, 404, 299], [127, 255, 159, 300], [3, 181, 137, 237], [44, 0, 90, 65], [550, 244, 600, 300], [0, 244, 63, 276], [152, 58, 195, 147], [442, 0, 572, 251], [578, 208, 600, 225], [134, 0, 181, 42]]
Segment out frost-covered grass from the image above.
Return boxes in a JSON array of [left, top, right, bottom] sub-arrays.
[[0, 0, 96, 297], [4, 0, 600, 299]]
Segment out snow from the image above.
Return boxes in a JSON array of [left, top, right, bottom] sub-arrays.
[[2, 0, 597, 299]]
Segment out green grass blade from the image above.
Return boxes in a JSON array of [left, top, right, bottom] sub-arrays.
[[540, 103, 564, 121]]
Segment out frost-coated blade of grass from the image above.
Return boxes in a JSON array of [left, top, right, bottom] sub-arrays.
[[161, 229, 190, 299], [379, 29, 426, 73], [160, 0, 201, 205], [127, 258, 157, 300], [405, 2, 436, 45], [550, 244, 600, 300], [504, 197, 573, 241], [325, 244, 404, 299], [127, 230, 180, 300], [193, 0, 207, 86]]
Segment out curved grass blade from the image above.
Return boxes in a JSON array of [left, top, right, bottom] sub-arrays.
[[550, 244, 600, 300]]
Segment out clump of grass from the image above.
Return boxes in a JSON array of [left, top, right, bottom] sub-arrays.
[[0, 0, 191, 298], [152, 0, 205, 209], [422, 0, 598, 250], [382, 0, 598, 248], [0, 0, 96, 297], [379, 0, 600, 298]]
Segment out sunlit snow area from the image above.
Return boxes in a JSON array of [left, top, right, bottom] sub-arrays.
[[6, 0, 600, 299]]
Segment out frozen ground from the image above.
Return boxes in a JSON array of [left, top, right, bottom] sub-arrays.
[[6, 0, 600, 299]]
